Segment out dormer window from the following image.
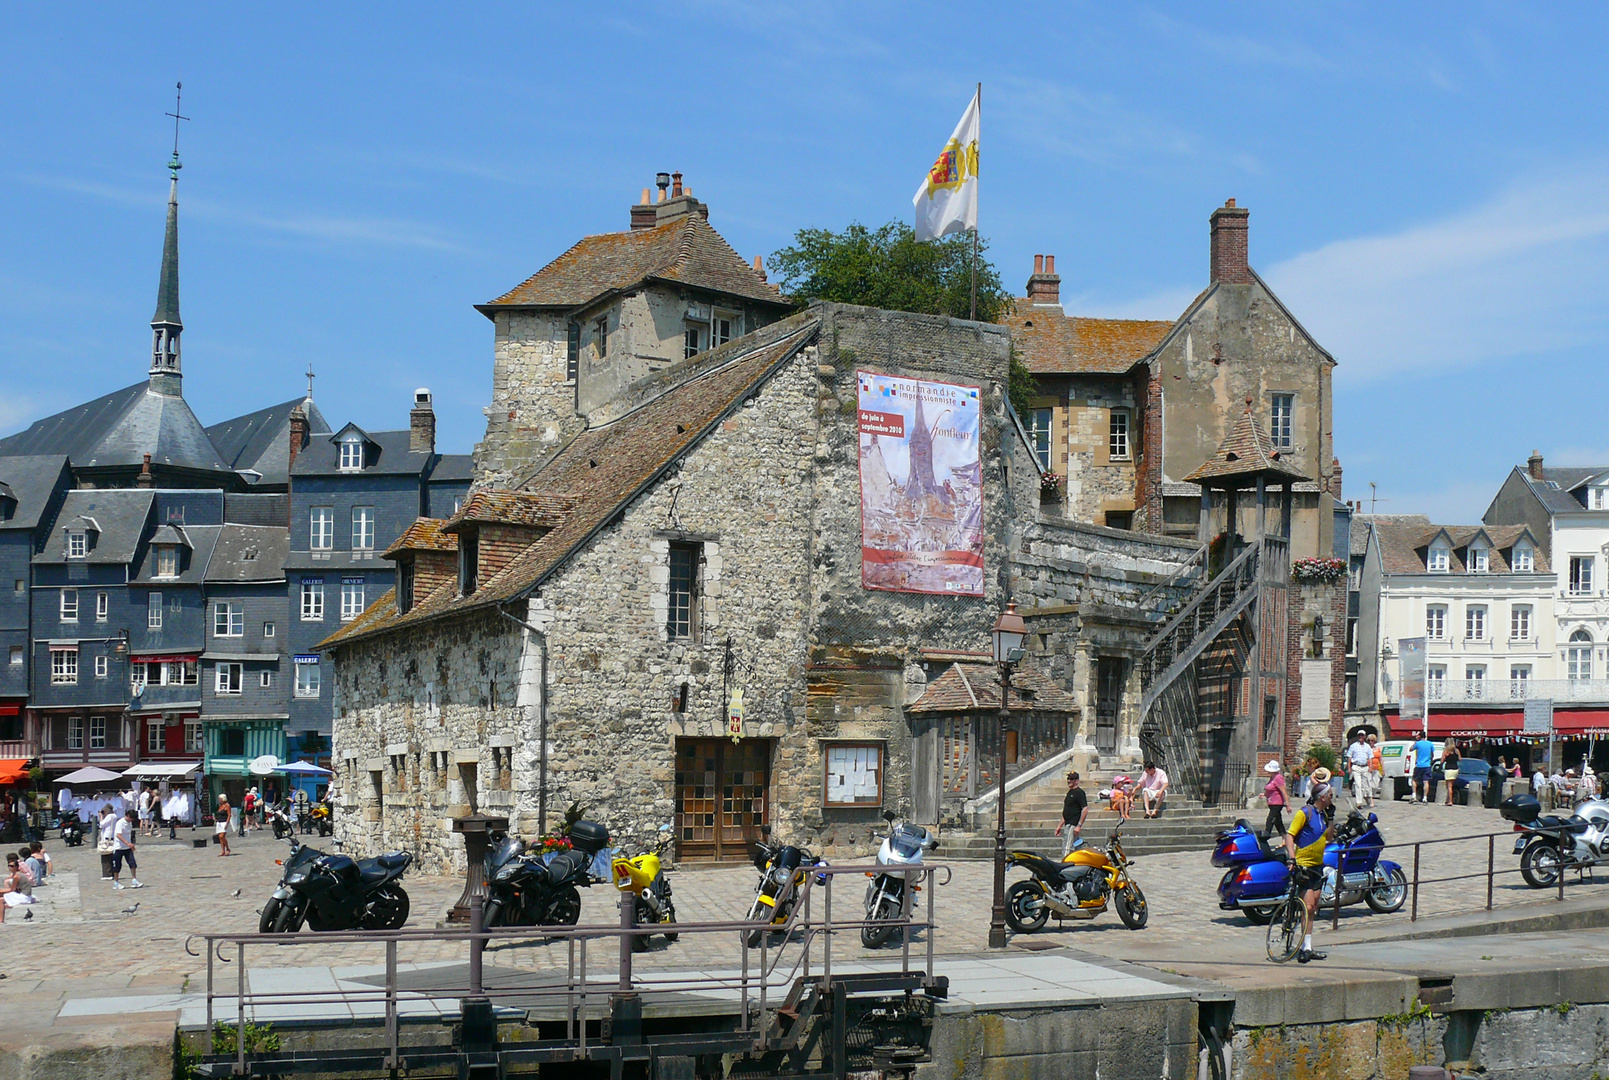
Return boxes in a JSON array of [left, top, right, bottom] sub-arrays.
[[1467, 545, 1489, 573], [1593, 487, 1609, 510], [398, 558, 416, 615], [339, 436, 364, 471], [67, 531, 86, 559], [1513, 543, 1534, 572], [1428, 544, 1450, 572], [154, 545, 178, 578], [459, 529, 479, 596]]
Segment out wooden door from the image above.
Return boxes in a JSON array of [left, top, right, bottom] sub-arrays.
[[911, 716, 940, 824], [1096, 657, 1124, 754], [674, 738, 771, 860]]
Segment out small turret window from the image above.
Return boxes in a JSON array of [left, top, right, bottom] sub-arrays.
[[67, 531, 86, 559], [155, 545, 178, 578], [339, 437, 364, 471]]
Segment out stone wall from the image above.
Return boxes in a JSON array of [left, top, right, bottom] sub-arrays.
[[1033, 374, 1144, 526], [1284, 577, 1349, 767], [473, 310, 580, 487]]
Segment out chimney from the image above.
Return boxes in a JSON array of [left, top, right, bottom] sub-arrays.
[[1330, 457, 1343, 500], [671, 171, 683, 198], [410, 388, 436, 454], [288, 404, 309, 474], [136, 453, 154, 489], [654, 170, 709, 225], [1528, 449, 1545, 481], [630, 187, 657, 230], [752, 255, 766, 282], [1210, 198, 1252, 285], [1026, 253, 1061, 305]]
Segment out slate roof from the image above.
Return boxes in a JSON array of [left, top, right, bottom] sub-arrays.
[[0, 455, 70, 531], [206, 397, 331, 488], [1181, 404, 1310, 485], [34, 490, 155, 565], [323, 314, 822, 649], [131, 525, 219, 585], [205, 525, 290, 584], [482, 216, 786, 312], [291, 429, 438, 478], [384, 518, 457, 558], [0, 381, 233, 476], [1514, 466, 1609, 515], [427, 455, 475, 483], [1364, 515, 1547, 575], [907, 663, 1080, 714], [441, 491, 575, 533], [1003, 308, 1172, 376]]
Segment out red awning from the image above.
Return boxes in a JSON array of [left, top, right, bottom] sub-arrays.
[[0, 704, 18, 717], [0, 760, 31, 785], [1387, 711, 1523, 738], [130, 654, 198, 664], [1551, 710, 1609, 736]]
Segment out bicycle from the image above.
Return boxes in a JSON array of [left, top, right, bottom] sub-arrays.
[[1265, 862, 1306, 964]]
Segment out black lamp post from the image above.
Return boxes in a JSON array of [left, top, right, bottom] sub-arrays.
[[988, 602, 1027, 949]]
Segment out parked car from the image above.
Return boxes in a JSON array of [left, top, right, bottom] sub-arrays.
[[1378, 739, 1443, 801]]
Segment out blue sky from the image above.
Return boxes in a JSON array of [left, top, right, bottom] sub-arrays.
[[4, 4, 1609, 522]]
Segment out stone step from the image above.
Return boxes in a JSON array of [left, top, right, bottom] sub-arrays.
[[941, 811, 1237, 859]]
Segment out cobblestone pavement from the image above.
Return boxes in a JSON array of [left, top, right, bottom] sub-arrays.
[[0, 797, 1581, 997]]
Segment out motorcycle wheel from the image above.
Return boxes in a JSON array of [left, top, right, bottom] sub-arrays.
[[1265, 897, 1302, 963], [272, 820, 289, 840], [662, 898, 679, 943], [272, 899, 305, 934], [1242, 905, 1274, 926], [483, 897, 505, 929], [861, 897, 900, 949], [259, 897, 284, 935], [1364, 866, 1409, 913], [1003, 880, 1050, 934], [1520, 843, 1564, 889], [543, 886, 582, 927], [744, 897, 771, 949], [1114, 882, 1149, 930], [632, 897, 653, 952], [365, 885, 410, 930]]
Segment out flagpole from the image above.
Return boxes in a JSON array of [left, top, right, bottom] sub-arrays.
[[970, 81, 980, 321]]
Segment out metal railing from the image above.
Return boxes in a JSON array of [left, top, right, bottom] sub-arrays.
[[191, 861, 951, 1077], [1378, 677, 1609, 705]]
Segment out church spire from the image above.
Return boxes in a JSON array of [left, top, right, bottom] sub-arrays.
[[150, 83, 188, 396]]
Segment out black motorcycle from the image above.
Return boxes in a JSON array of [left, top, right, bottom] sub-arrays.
[[483, 838, 591, 928], [744, 830, 826, 948], [60, 817, 85, 847], [259, 839, 412, 933]]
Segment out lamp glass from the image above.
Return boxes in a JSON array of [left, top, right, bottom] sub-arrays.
[[992, 603, 1027, 665]]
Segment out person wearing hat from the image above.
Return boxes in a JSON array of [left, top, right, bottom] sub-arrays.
[[1284, 768, 1336, 963], [1262, 760, 1289, 837], [1056, 771, 1089, 858]]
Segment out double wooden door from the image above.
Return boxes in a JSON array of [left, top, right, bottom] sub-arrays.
[[674, 738, 771, 860]]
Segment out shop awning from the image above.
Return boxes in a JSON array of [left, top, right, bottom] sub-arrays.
[[1551, 710, 1609, 736], [130, 654, 199, 664], [121, 761, 201, 779], [0, 760, 31, 785], [0, 704, 19, 717], [1387, 711, 1524, 738]]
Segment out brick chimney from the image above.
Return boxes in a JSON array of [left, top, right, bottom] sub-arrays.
[[1210, 198, 1252, 285], [655, 170, 709, 225], [630, 187, 658, 230], [288, 404, 309, 473], [410, 389, 436, 454], [136, 453, 154, 489], [1026, 253, 1061, 305], [752, 255, 766, 282], [1528, 449, 1545, 480], [1330, 457, 1343, 500]]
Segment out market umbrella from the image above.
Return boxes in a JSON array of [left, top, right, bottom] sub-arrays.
[[55, 766, 125, 785], [0, 760, 31, 785], [277, 761, 332, 776]]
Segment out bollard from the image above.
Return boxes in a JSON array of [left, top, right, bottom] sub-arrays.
[[620, 890, 634, 992], [468, 894, 484, 997]]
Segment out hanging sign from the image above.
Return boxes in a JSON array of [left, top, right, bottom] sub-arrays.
[[1523, 698, 1554, 735], [1398, 637, 1426, 731], [727, 689, 745, 744]]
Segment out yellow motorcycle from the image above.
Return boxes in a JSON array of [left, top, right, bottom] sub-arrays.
[[611, 824, 678, 952], [1003, 824, 1148, 933]]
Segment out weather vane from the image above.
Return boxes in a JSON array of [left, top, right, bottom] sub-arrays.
[[165, 82, 189, 177]]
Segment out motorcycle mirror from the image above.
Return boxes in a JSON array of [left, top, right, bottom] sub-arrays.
[[1368, 813, 1378, 824], [882, 810, 897, 823], [761, 825, 772, 837]]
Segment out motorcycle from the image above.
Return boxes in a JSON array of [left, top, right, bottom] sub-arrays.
[[612, 824, 678, 952], [1213, 810, 1406, 924], [1004, 822, 1147, 934], [744, 827, 827, 948], [258, 838, 412, 933], [309, 804, 333, 838], [1503, 792, 1609, 888], [482, 821, 610, 929], [864, 811, 939, 948], [268, 805, 297, 840], [60, 817, 85, 847]]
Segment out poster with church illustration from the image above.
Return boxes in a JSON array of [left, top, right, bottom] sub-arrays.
[[857, 371, 984, 596]]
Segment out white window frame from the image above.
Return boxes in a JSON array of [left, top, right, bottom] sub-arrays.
[[310, 507, 335, 550], [148, 591, 162, 630], [96, 591, 108, 620], [301, 581, 325, 621], [1511, 605, 1532, 642], [1269, 393, 1294, 450], [154, 545, 178, 578], [185, 722, 203, 753], [1426, 605, 1447, 641], [259, 670, 272, 688], [1571, 556, 1594, 595], [352, 506, 375, 551], [215, 662, 243, 696], [1428, 546, 1450, 573], [1466, 665, 1486, 697], [340, 582, 365, 622], [89, 715, 106, 750], [147, 722, 164, 754], [712, 310, 739, 348], [66, 531, 86, 558], [295, 662, 321, 699], [7, 646, 20, 666], [1510, 664, 1532, 697], [1594, 487, 1608, 510], [264, 621, 275, 638], [1468, 545, 1489, 573], [94, 655, 108, 678], [1513, 544, 1534, 572], [684, 323, 706, 360], [1108, 408, 1130, 461], [1427, 665, 1446, 698], [338, 438, 364, 471], [60, 588, 77, 622], [51, 648, 77, 685], [214, 602, 244, 638], [67, 715, 83, 749], [1028, 408, 1053, 472], [1465, 605, 1487, 641]]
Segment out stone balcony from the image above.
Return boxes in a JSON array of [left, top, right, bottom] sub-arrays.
[[1381, 678, 1609, 705]]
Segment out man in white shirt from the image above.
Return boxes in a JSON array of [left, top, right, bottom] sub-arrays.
[[1346, 732, 1374, 808], [111, 809, 143, 890]]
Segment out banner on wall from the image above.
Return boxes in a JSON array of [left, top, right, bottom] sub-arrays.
[[857, 371, 984, 596], [1398, 636, 1427, 733]]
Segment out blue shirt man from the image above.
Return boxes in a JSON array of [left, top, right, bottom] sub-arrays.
[[1412, 735, 1435, 803]]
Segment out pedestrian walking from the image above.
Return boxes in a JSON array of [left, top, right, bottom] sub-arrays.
[[1263, 760, 1288, 837], [1368, 735, 1383, 803], [1442, 744, 1461, 806], [1284, 768, 1335, 964], [1346, 732, 1373, 808], [111, 809, 142, 890], [215, 794, 233, 857], [1055, 771, 1089, 857], [97, 804, 117, 879], [1412, 732, 1435, 804], [241, 789, 255, 837]]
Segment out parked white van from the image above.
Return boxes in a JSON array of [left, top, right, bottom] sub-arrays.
[[1379, 739, 1443, 801]]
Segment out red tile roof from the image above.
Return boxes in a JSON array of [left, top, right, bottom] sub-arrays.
[[1002, 305, 1174, 376], [383, 518, 457, 558], [1182, 403, 1309, 485], [907, 663, 1080, 714], [441, 490, 575, 533]]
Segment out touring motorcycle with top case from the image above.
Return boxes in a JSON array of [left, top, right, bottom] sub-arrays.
[[863, 811, 939, 948], [1212, 810, 1406, 924], [1503, 792, 1609, 888]]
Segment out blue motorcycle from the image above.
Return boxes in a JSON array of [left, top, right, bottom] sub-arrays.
[[1212, 810, 1408, 925]]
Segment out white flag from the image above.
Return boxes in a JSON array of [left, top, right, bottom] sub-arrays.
[[912, 89, 979, 242]]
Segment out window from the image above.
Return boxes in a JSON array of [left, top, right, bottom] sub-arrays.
[[667, 542, 700, 641], [1511, 665, 1532, 697], [301, 581, 325, 621], [1569, 629, 1594, 681], [339, 438, 363, 471], [7, 646, 20, 666], [459, 531, 479, 595], [67, 531, 86, 558], [214, 602, 244, 638], [1512, 605, 1532, 641], [352, 506, 375, 551], [60, 588, 77, 622], [341, 582, 365, 621], [566, 321, 580, 383], [148, 591, 162, 630], [594, 316, 609, 359], [1428, 545, 1450, 573], [1466, 605, 1486, 641], [295, 662, 321, 698], [221, 728, 246, 756], [264, 621, 275, 638], [96, 592, 108, 620], [147, 723, 164, 754], [1109, 408, 1130, 460], [67, 716, 82, 749], [130, 662, 146, 693], [1571, 556, 1594, 595], [1028, 408, 1052, 471], [51, 648, 77, 684], [310, 507, 334, 550], [713, 312, 738, 348], [684, 324, 705, 360], [398, 560, 415, 615], [1466, 665, 1486, 697], [215, 663, 243, 695], [1468, 545, 1489, 573], [1269, 394, 1294, 449], [259, 670, 272, 688], [1427, 665, 1446, 698], [174, 660, 198, 685], [1513, 544, 1534, 572], [94, 655, 108, 678], [89, 715, 105, 749], [12, 579, 22, 594], [155, 545, 178, 578], [185, 722, 203, 753], [1426, 605, 1446, 640], [1105, 510, 1133, 530], [1595, 488, 1608, 510]]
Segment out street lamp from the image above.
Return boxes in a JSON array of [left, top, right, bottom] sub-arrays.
[[989, 601, 1027, 949]]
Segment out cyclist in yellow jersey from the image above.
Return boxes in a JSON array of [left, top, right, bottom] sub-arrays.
[[1283, 768, 1335, 963]]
